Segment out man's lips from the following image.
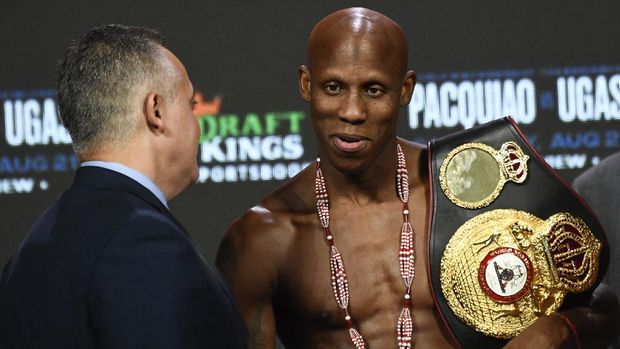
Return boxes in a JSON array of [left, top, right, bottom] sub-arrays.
[[332, 134, 368, 152]]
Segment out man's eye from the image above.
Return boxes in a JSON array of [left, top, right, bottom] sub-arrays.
[[324, 84, 342, 95], [366, 86, 384, 97]]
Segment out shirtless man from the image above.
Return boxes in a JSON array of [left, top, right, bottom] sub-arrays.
[[217, 7, 617, 348]]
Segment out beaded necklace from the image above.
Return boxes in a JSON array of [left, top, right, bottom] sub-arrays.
[[314, 143, 415, 349]]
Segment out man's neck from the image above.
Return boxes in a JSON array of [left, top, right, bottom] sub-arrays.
[[80, 139, 175, 201], [319, 143, 400, 206]]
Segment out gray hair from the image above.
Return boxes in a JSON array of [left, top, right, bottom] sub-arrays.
[[56, 24, 176, 155]]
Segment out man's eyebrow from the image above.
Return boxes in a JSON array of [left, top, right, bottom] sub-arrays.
[[320, 78, 344, 84], [364, 80, 387, 86]]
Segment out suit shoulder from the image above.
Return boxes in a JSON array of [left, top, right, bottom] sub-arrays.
[[99, 209, 192, 251], [574, 151, 620, 189], [91, 210, 203, 293]]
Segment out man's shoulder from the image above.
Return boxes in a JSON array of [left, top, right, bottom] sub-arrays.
[[64, 184, 161, 223], [575, 151, 620, 187], [61, 169, 192, 253], [227, 204, 285, 237], [40, 184, 177, 259], [588, 151, 619, 174], [226, 199, 307, 244], [221, 168, 315, 255], [254, 163, 315, 224]]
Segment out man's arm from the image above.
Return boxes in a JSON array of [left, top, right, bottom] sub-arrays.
[[88, 212, 245, 348], [216, 208, 285, 349], [504, 283, 620, 349]]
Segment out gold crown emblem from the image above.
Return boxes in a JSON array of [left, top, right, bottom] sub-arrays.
[[544, 213, 601, 292], [496, 141, 529, 184]]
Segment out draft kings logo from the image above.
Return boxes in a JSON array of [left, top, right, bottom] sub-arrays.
[[194, 92, 310, 183]]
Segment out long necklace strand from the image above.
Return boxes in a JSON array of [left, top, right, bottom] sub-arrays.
[[315, 143, 415, 349]]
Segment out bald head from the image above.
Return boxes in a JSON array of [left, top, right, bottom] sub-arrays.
[[307, 7, 409, 76]]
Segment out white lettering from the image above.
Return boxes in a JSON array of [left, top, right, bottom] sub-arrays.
[[0, 178, 35, 194], [610, 75, 620, 118], [575, 76, 593, 121], [440, 81, 458, 127], [3, 98, 71, 147], [424, 83, 441, 128], [409, 86, 425, 129], [200, 135, 304, 163], [195, 161, 311, 183], [408, 78, 536, 129], [543, 153, 587, 170], [516, 79, 536, 123], [557, 74, 620, 123]]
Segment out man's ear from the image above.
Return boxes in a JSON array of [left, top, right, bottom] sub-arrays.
[[299, 65, 311, 102], [144, 92, 165, 133], [400, 70, 417, 106]]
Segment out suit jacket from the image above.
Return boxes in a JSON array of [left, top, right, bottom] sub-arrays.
[[0, 166, 246, 348], [574, 151, 620, 292]]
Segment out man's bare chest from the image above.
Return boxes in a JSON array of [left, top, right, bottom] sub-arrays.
[[276, 203, 434, 327]]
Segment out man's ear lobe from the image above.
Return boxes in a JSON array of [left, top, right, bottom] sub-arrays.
[[299, 65, 311, 102], [144, 92, 165, 132], [400, 70, 417, 106]]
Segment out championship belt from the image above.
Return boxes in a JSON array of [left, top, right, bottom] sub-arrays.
[[428, 116, 609, 348]]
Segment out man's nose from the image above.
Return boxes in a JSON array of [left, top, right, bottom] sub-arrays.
[[338, 92, 367, 124]]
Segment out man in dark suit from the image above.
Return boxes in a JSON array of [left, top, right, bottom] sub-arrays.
[[574, 151, 620, 349], [0, 24, 246, 348], [574, 151, 620, 294]]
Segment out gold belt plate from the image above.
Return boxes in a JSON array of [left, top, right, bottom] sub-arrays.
[[440, 209, 601, 338]]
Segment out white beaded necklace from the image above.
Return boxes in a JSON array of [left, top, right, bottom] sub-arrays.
[[314, 143, 415, 348]]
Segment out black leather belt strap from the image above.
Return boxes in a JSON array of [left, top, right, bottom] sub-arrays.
[[427, 116, 609, 348]]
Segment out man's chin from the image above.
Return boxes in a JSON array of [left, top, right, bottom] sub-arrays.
[[190, 167, 199, 185]]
